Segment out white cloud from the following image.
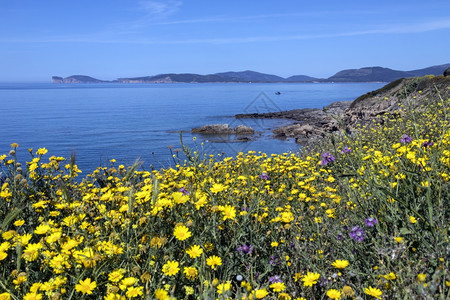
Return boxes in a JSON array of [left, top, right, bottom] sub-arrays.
[[2, 18, 449, 45], [138, 0, 182, 18], [155, 10, 373, 25]]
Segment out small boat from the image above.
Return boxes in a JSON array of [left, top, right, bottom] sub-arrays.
[[275, 91, 281, 95]]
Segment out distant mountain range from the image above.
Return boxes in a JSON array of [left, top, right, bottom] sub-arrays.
[[52, 63, 450, 84]]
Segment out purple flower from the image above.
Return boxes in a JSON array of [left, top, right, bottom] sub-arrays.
[[259, 172, 270, 180], [341, 146, 352, 154], [364, 217, 378, 227], [269, 255, 279, 265], [319, 276, 329, 287], [269, 275, 282, 283], [421, 140, 434, 148], [320, 152, 335, 165], [337, 233, 344, 240], [400, 134, 412, 144], [237, 244, 254, 254], [349, 226, 366, 242], [179, 187, 189, 195]]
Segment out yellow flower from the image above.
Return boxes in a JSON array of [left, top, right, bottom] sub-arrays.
[[326, 289, 341, 299], [16, 233, 33, 246], [126, 286, 144, 298], [36, 148, 48, 155], [341, 285, 354, 297], [45, 231, 62, 244], [108, 269, 125, 283], [364, 286, 382, 299], [34, 224, 51, 235], [302, 272, 320, 287], [384, 272, 397, 280], [241, 280, 252, 292], [30, 283, 43, 293], [204, 242, 214, 251], [417, 273, 426, 282], [173, 225, 191, 241], [13, 275, 27, 285], [75, 278, 97, 295], [183, 266, 198, 280], [278, 292, 291, 299], [332, 259, 349, 269], [119, 277, 138, 291], [0, 292, 11, 300], [0, 242, 10, 253], [150, 236, 167, 248], [184, 286, 194, 295], [14, 219, 25, 227], [270, 281, 286, 292], [394, 237, 404, 243], [104, 293, 121, 300], [0, 252, 7, 261], [154, 288, 169, 300], [253, 288, 269, 299], [409, 216, 417, 224], [271, 241, 279, 247], [293, 273, 302, 282], [206, 255, 222, 270], [2, 230, 15, 240], [216, 281, 231, 294], [23, 293, 42, 300], [162, 260, 180, 276], [221, 205, 236, 221], [210, 183, 226, 194], [186, 244, 203, 258]]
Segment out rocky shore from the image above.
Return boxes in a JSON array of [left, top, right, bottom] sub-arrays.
[[235, 76, 450, 144]]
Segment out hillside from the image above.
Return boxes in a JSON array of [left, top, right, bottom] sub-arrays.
[[326, 63, 450, 82], [236, 75, 450, 144], [326, 67, 407, 82], [344, 75, 449, 128], [117, 73, 234, 83], [285, 74, 319, 82], [214, 70, 285, 82]]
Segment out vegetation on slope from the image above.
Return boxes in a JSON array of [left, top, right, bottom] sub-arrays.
[[0, 86, 449, 299]]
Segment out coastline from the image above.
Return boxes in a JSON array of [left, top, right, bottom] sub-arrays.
[[233, 76, 450, 145]]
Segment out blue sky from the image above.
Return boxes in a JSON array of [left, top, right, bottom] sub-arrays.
[[1, 0, 449, 82]]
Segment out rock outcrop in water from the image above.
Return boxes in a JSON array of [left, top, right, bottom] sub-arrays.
[[192, 124, 256, 135], [236, 76, 450, 144], [234, 125, 255, 134]]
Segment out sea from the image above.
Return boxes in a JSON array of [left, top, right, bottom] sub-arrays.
[[0, 82, 384, 173]]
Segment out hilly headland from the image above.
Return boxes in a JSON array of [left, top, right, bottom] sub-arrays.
[[52, 63, 450, 84]]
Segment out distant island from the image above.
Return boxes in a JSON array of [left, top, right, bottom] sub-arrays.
[[52, 63, 450, 84]]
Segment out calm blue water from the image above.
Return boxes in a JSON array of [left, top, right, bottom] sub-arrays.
[[0, 82, 384, 173]]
